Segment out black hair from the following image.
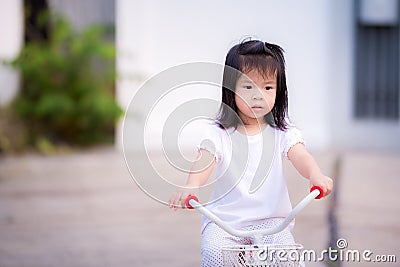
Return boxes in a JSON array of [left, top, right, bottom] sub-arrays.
[[217, 39, 289, 131]]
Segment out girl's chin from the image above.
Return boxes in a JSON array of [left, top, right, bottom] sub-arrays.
[[251, 112, 270, 119]]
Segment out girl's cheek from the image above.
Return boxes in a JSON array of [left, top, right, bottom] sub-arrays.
[[268, 100, 276, 110], [235, 92, 249, 105], [237, 91, 252, 102]]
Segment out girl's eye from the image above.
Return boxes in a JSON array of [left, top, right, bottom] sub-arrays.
[[265, 86, 272, 91], [244, 85, 252, 89]]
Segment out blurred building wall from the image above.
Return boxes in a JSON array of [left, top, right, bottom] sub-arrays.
[[116, 0, 335, 151], [1, 0, 398, 151], [116, 0, 400, 152], [48, 0, 115, 30], [330, 0, 400, 151], [0, 0, 23, 107]]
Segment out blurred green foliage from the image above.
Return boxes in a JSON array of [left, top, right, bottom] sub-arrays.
[[7, 16, 122, 149]]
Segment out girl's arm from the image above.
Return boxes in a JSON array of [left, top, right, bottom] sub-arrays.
[[287, 143, 333, 196], [168, 149, 216, 210]]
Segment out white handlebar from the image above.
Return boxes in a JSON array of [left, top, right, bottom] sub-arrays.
[[187, 188, 322, 244]]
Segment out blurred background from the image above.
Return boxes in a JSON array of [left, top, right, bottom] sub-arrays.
[[0, 0, 399, 266]]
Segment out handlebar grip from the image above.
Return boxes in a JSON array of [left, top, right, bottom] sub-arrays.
[[185, 195, 199, 209], [310, 185, 324, 199]]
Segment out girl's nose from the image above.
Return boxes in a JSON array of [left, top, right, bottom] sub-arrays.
[[252, 89, 264, 100]]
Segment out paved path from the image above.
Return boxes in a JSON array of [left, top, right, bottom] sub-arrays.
[[0, 148, 399, 266]]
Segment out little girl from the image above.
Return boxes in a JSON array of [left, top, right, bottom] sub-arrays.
[[169, 39, 333, 266]]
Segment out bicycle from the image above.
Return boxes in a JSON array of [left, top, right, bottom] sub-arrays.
[[185, 186, 324, 267]]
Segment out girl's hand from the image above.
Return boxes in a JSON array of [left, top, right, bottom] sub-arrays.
[[168, 186, 199, 211], [309, 173, 333, 197]]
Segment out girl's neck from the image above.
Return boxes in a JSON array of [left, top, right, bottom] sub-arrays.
[[236, 121, 268, 136]]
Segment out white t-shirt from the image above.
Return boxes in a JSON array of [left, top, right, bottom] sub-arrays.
[[197, 121, 305, 232]]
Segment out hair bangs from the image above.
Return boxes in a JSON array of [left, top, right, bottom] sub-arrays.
[[238, 54, 278, 80]]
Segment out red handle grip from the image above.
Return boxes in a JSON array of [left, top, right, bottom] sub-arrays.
[[310, 185, 324, 199], [185, 195, 199, 209]]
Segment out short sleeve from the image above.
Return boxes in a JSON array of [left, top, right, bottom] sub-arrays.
[[196, 122, 223, 163], [282, 126, 305, 160]]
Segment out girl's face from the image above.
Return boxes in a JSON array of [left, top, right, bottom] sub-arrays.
[[234, 70, 277, 125]]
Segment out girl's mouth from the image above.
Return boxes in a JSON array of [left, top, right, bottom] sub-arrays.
[[251, 106, 264, 111]]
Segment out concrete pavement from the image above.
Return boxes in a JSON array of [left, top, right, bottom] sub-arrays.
[[0, 147, 398, 266]]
